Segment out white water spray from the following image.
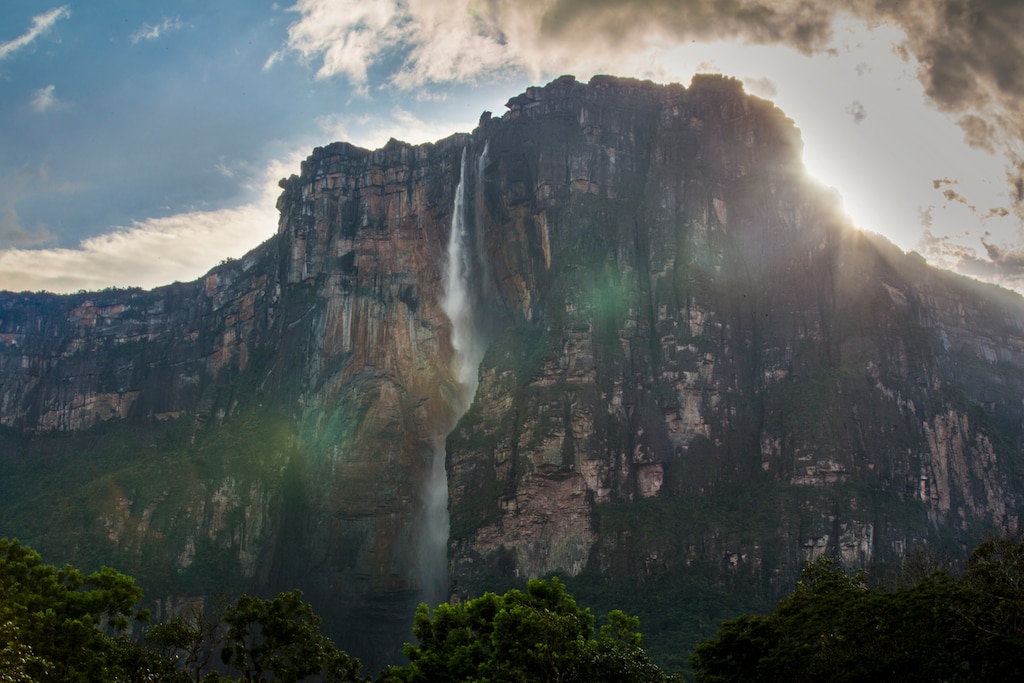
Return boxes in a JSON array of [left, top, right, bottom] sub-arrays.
[[443, 147, 487, 411], [421, 145, 489, 606], [475, 141, 492, 301]]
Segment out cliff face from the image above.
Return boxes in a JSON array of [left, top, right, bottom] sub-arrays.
[[446, 76, 1024, 603], [1, 74, 1023, 666], [0, 136, 471, 663]]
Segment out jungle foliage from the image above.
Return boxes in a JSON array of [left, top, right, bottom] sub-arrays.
[[691, 538, 1024, 682], [380, 576, 680, 683], [0, 539, 676, 682], [5, 536, 1024, 682]]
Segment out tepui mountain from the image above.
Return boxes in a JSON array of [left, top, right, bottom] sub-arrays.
[[2, 74, 1023, 668]]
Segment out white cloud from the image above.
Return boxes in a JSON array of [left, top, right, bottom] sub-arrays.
[[272, 0, 840, 89], [214, 157, 237, 179], [267, 1, 1024, 295], [315, 107, 475, 149], [262, 49, 284, 71], [0, 156, 300, 294], [131, 17, 184, 45], [0, 87, 490, 295], [281, 0, 407, 85], [0, 98, 485, 294], [30, 84, 58, 113], [0, 6, 70, 61]]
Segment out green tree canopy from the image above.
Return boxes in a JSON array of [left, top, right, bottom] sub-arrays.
[[0, 537, 153, 682], [220, 589, 364, 683], [0, 539, 365, 682], [385, 576, 678, 683], [691, 541, 1024, 682], [146, 599, 226, 682]]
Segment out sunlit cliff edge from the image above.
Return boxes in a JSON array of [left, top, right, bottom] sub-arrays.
[[2, 74, 1024, 668]]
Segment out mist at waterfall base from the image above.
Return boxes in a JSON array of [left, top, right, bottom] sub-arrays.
[[420, 143, 491, 609]]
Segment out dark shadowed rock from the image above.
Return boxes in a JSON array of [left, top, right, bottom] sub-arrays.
[[1, 74, 1023, 669]]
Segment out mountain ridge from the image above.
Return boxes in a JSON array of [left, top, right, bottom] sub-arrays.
[[1, 74, 1022, 668]]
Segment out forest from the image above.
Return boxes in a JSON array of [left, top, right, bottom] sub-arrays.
[[2, 536, 1023, 682]]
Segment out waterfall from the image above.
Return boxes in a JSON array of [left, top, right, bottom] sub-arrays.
[[475, 141, 492, 301], [443, 147, 487, 411], [421, 144, 489, 607]]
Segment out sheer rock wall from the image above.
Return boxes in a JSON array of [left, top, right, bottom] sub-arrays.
[[2, 75, 1024, 664]]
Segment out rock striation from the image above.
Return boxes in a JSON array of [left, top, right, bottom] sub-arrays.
[[2, 74, 1024, 666]]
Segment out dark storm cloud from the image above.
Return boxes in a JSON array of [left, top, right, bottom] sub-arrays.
[[869, 0, 1024, 163], [534, 0, 837, 53], [501, 0, 1024, 222], [290, 0, 1024, 171], [958, 114, 997, 153]]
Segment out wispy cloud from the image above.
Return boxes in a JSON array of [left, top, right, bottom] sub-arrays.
[[273, 0, 515, 87], [273, 0, 1024, 231], [0, 209, 52, 250], [272, 0, 835, 89], [0, 166, 56, 249], [846, 100, 867, 124], [277, 0, 408, 86], [0, 95, 474, 294], [0, 156, 299, 294], [30, 84, 58, 113], [919, 230, 1024, 294], [131, 17, 184, 45], [272, 0, 1024, 143], [0, 204, 52, 249], [314, 107, 472, 149], [0, 204, 270, 293], [0, 6, 70, 61], [214, 157, 236, 179]]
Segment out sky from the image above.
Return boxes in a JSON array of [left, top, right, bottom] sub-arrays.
[[1, 0, 1023, 294]]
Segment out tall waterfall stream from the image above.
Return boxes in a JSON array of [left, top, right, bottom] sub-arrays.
[[421, 143, 489, 606]]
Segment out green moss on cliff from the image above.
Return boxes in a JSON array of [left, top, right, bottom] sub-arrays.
[[0, 408, 299, 597]]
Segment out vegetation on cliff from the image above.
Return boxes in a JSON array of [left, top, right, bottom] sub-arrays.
[[0, 539, 677, 682], [5, 535, 1024, 681], [4, 75, 1024, 671], [691, 537, 1024, 681]]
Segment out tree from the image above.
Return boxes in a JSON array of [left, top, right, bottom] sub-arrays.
[[0, 538, 371, 682], [0, 537, 152, 682], [691, 543, 1024, 682], [578, 610, 678, 683], [146, 600, 226, 682], [387, 577, 678, 682], [0, 617, 49, 683], [220, 590, 364, 683], [956, 537, 1024, 678]]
